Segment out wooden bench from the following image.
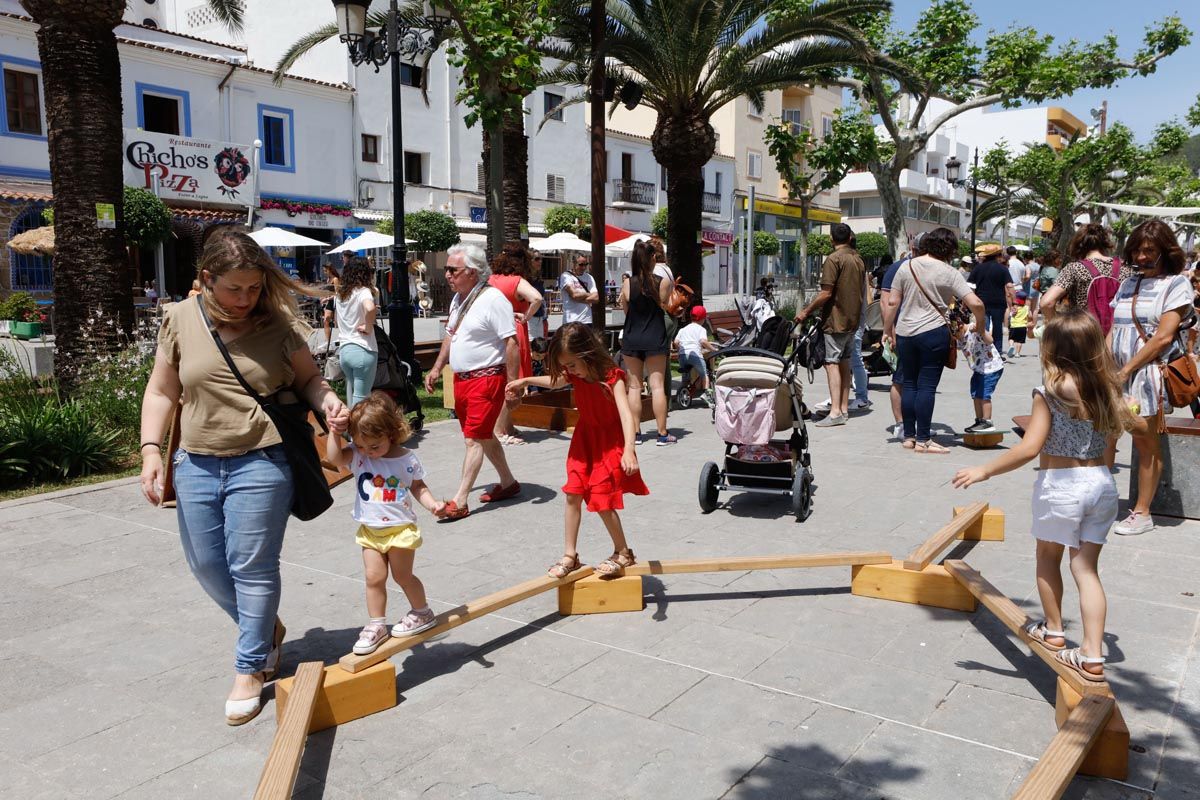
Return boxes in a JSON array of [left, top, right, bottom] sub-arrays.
[[707, 309, 744, 342]]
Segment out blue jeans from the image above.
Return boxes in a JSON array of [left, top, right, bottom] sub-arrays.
[[339, 342, 377, 408], [896, 326, 949, 442], [851, 324, 868, 403], [174, 445, 294, 674], [984, 305, 1005, 356]]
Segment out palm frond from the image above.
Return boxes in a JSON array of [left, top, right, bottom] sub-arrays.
[[204, 0, 244, 34]]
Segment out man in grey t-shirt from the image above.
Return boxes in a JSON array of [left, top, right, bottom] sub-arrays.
[[559, 255, 599, 324]]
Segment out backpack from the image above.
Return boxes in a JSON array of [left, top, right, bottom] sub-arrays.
[[1082, 257, 1121, 334], [793, 322, 826, 371], [753, 316, 794, 355]]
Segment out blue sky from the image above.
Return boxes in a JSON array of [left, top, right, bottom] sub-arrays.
[[891, 1, 1198, 141]]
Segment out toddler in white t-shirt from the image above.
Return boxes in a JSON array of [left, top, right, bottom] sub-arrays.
[[673, 306, 717, 398], [326, 392, 446, 655]]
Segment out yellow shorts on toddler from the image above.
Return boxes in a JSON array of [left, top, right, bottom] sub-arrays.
[[356, 523, 423, 552]]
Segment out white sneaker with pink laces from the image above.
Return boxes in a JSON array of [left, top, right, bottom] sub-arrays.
[[1113, 512, 1154, 536], [392, 608, 437, 637], [352, 621, 390, 655]]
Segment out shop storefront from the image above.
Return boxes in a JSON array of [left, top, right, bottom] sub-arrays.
[[738, 197, 841, 284]]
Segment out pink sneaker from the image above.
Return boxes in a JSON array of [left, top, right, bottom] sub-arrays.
[[352, 621, 390, 655], [392, 608, 437, 637]]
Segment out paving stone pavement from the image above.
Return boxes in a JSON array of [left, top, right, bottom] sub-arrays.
[[2, 340, 1199, 799]]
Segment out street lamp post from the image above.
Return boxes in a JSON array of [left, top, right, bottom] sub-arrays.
[[969, 148, 979, 254], [332, 0, 450, 376]]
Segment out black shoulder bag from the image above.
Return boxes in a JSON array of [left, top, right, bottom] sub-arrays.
[[198, 301, 333, 521]]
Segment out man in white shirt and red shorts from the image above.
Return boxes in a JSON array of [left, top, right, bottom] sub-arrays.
[[425, 244, 521, 519]]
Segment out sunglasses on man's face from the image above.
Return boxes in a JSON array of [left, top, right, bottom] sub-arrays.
[[444, 266, 463, 275]]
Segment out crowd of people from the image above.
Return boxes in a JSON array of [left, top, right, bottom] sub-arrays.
[[136, 215, 1198, 725]]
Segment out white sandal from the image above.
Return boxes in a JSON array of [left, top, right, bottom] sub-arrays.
[[1055, 647, 1106, 682], [1022, 620, 1067, 651], [225, 673, 265, 726]]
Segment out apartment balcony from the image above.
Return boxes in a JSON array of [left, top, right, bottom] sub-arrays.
[[612, 179, 655, 207], [839, 171, 876, 193], [703, 191, 721, 215], [899, 169, 926, 193]]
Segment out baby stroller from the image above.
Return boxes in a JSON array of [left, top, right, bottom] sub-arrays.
[[860, 300, 893, 377], [718, 295, 775, 347], [698, 317, 815, 522]]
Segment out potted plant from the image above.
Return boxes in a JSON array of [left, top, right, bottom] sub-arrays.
[[0, 292, 44, 339]]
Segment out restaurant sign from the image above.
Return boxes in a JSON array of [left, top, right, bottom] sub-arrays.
[[123, 129, 254, 207]]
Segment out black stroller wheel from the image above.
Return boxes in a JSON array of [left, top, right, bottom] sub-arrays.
[[676, 386, 693, 410], [698, 461, 720, 513], [411, 414, 424, 432], [791, 470, 813, 522]]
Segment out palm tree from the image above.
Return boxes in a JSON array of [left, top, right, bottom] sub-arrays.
[[546, 0, 893, 300], [19, 0, 244, 387]]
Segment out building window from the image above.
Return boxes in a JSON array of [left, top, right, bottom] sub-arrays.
[[840, 197, 883, 218], [258, 105, 295, 172], [822, 115, 833, 139], [781, 108, 806, 136], [546, 174, 565, 202], [136, 83, 191, 136], [361, 134, 379, 163], [403, 151, 423, 184], [9, 206, 53, 291], [747, 151, 762, 179], [661, 165, 668, 190], [715, 172, 722, 195], [544, 91, 564, 122], [3, 67, 41, 136], [400, 63, 423, 87]]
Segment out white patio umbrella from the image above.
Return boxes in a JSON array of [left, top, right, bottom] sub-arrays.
[[605, 232, 651, 256], [528, 231, 591, 252], [248, 227, 331, 248], [327, 230, 413, 253], [1094, 202, 1200, 219]]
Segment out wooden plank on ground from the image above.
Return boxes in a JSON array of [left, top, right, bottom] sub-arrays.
[[253, 661, 324, 800], [624, 552, 893, 576], [1012, 694, 1115, 800], [339, 565, 594, 673], [903, 502, 988, 571], [943, 560, 1110, 696]]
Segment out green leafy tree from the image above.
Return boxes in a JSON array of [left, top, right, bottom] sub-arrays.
[[546, 0, 894, 302], [18, 0, 244, 387], [734, 231, 781, 257], [650, 207, 668, 239], [976, 121, 1194, 252], [543, 204, 591, 237], [801, 232, 834, 257], [854, 231, 889, 260], [774, 0, 1191, 257], [764, 108, 883, 282], [404, 210, 461, 253], [276, 1, 554, 253], [121, 187, 172, 249]]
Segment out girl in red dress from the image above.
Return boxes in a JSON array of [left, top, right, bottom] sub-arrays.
[[506, 322, 648, 579]]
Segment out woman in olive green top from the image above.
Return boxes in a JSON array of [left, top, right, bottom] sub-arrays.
[[139, 230, 349, 725]]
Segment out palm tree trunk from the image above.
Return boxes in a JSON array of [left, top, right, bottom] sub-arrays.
[[653, 112, 715, 304], [481, 106, 529, 254], [24, 0, 131, 388]]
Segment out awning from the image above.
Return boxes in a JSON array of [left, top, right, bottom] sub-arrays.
[[1094, 202, 1200, 218], [248, 227, 330, 248], [605, 223, 634, 244]]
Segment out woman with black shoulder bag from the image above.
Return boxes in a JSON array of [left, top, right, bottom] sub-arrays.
[[139, 229, 349, 726]]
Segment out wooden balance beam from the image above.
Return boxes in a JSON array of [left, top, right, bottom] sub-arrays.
[[253, 661, 324, 800], [340, 565, 595, 673], [943, 560, 1110, 697], [903, 501, 989, 571], [1012, 694, 1115, 800], [561, 551, 896, 615]]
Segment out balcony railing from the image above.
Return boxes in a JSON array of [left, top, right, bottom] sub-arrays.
[[703, 191, 721, 214], [612, 178, 655, 205]]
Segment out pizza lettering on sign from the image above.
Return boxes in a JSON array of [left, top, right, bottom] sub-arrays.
[[123, 129, 253, 207]]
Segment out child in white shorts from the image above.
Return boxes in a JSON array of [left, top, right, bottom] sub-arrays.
[[953, 311, 1136, 684]]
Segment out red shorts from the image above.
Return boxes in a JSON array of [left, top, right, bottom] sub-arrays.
[[454, 372, 506, 440]]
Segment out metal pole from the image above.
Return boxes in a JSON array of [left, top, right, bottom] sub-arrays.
[[388, 0, 416, 376], [151, 173, 167, 299], [969, 147, 979, 255], [588, 0, 606, 333], [747, 184, 756, 293]]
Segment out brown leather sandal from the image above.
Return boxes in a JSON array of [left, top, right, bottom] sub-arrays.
[[548, 554, 582, 579], [596, 548, 636, 579]]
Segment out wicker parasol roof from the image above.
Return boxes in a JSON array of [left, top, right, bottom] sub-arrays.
[[5, 225, 55, 256]]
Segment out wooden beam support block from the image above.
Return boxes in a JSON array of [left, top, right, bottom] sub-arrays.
[[558, 574, 644, 615], [340, 565, 595, 673], [1013, 694, 1115, 800], [850, 560, 977, 612], [903, 501, 988, 571], [1056, 677, 1129, 781], [624, 551, 892, 576], [277, 661, 396, 734], [255, 661, 324, 800], [953, 506, 1006, 542], [943, 560, 1111, 697], [962, 432, 1004, 449]]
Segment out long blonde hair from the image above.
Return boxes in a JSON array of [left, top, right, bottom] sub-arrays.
[[1039, 311, 1130, 436], [198, 229, 306, 328]]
